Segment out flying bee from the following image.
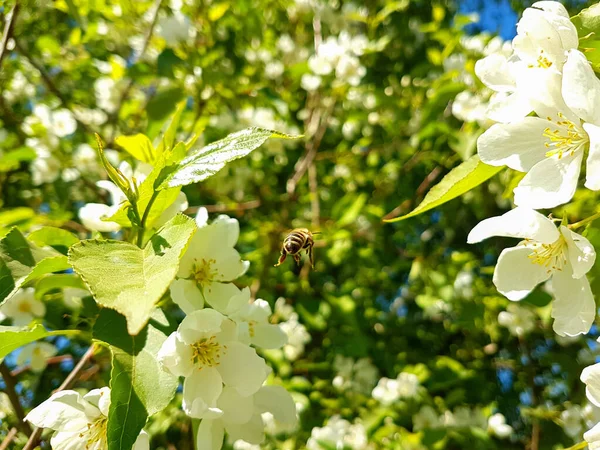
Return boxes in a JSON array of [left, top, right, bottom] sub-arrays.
[[275, 228, 318, 268]]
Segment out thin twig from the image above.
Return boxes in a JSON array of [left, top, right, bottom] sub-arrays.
[[10, 355, 73, 377], [22, 345, 96, 450], [308, 162, 320, 228], [185, 200, 261, 215], [0, 362, 32, 436], [0, 427, 17, 450], [109, 0, 163, 141], [0, 2, 19, 68]]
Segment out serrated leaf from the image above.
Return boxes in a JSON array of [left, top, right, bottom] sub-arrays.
[[28, 227, 79, 252], [385, 155, 503, 222], [115, 134, 156, 164], [69, 214, 196, 334], [156, 127, 302, 190], [155, 101, 186, 157], [93, 309, 177, 450], [0, 324, 70, 360], [0, 228, 70, 304]]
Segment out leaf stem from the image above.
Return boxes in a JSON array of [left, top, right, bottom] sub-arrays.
[[569, 210, 600, 230], [137, 190, 160, 247]]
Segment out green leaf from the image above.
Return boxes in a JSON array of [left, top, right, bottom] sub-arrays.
[[69, 214, 196, 334], [384, 155, 503, 222], [94, 309, 178, 450], [337, 193, 368, 227], [157, 127, 301, 190], [208, 3, 230, 21], [35, 274, 87, 299], [0, 228, 70, 305], [0, 147, 36, 172], [573, 4, 600, 72], [28, 227, 79, 252], [115, 134, 156, 164], [0, 208, 35, 236], [155, 101, 187, 157], [0, 324, 70, 360]]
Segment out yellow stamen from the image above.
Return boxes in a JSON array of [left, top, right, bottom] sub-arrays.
[[542, 113, 587, 159], [526, 237, 567, 273], [191, 258, 218, 288], [190, 336, 224, 368]]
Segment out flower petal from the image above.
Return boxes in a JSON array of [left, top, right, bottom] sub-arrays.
[[474, 54, 515, 92], [584, 421, 600, 449], [218, 342, 268, 397], [563, 50, 600, 125], [551, 268, 595, 336], [133, 430, 150, 450], [170, 279, 204, 314], [561, 226, 596, 278], [178, 309, 225, 345], [83, 387, 110, 417], [157, 332, 194, 377], [493, 246, 552, 301], [467, 207, 559, 244], [225, 413, 265, 445], [203, 282, 244, 315], [514, 151, 583, 209], [584, 123, 600, 191], [582, 363, 600, 407], [254, 385, 297, 426], [251, 324, 288, 350], [183, 368, 224, 419], [477, 118, 550, 171], [486, 91, 533, 124], [217, 386, 254, 425], [25, 390, 90, 432], [196, 419, 225, 450]]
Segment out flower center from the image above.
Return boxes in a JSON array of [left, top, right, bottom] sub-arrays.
[[527, 237, 567, 273], [191, 259, 218, 287], [17, 301, 32, 314], [190, 336, 224, 368], [79, 416, 107, 449], [543, 114, 588, 159]]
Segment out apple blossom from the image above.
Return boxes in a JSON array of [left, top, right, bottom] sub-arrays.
[[17, 342, 58, 373], [468, 207, 596, 336], [0, 288, 46, 326]]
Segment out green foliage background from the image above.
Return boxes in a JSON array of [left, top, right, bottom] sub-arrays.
[[1, 0, 600, 449]]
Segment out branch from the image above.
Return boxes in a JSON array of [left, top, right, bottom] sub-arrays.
[[10, 355, 73, 377], [0, 1, 19, 68], [22, 345, 96, 450], [0, 361, 32, 436], [0, 427, 17, 450], [308, 162, 320, 228]]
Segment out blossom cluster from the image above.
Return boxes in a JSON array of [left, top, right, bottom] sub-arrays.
[[468, 1, 600, 446]]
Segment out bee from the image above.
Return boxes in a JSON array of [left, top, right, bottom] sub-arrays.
[[275, 228, 317, 268]]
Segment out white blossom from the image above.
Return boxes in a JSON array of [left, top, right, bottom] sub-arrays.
[[279, 314, 311, 361], [17, 342, 58, 373], [0, 288, 46, 326], [25, 387, 149, 450], [468, 208, 596, 336], [413, 405, 440, 430], [158, 309, 269, 419], [306, 416, 368, 450], [170, 208, 249, 313], [498, 304, 536, 337], [488, 413, 513, 438]]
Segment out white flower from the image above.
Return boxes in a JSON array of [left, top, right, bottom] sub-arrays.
[[155, 191, 188, 227], [413, 405, 440, 430], [451, 91, 488, 125], [333, 356, 378, 394], [95, 77, 122, 113], [454, 270, 474, 299], [277, 35, 295, 54], [488, 413, 513, 438], [73, 143, 100, 174], [265, 61, 284, 79], [17, 342, 58, 373], [62, 287, 89, 309], [156, 12, 193, 46], [25, 387, 149, 450], [372, 377, 400, 405], [52, 109, 77, 137], [78, 180, 126, 232], [158, 309, 268, 419], [468, 207, 596, 336], [196, 385, 297, 450], [561, 405, 583, 438], [279, 314, 311, 361], [0, 288, 46, 326], [170, 209, 248, 313], [0, 393, 11, 420], [498, 304, 536, 337], [580, 362, 600, 448], [306, 416, 368, 450], [397, 372, 419, 399], [301, 74, 322, 91], [335, 54, 366, 86], [477, 49, 600, 209], [31, 155, 61, 185]]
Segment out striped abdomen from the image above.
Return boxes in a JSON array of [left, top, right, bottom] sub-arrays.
[[284, 229, 311, 255]]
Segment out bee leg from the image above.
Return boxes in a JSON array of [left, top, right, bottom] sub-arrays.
[[275, 252, 287, 267], [308, 246, 314, 269], [293, 253, 301, 265]]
